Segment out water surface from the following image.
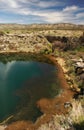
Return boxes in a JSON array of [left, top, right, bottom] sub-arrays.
[[0, 60, 61, 122]]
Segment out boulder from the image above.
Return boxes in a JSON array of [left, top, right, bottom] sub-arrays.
[[64, 102, 72, 108]]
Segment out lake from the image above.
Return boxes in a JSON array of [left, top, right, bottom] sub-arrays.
[[0, 60, 61, 122]]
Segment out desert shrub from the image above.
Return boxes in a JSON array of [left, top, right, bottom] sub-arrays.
[[74, 121, 84, 130], [61, 36, 68, 43], [40, 48, 52, 54], [52, 41, 65, 51], [54, 50, 60, 57], [0, 30, 5, 36], [79, 35, 84, 45]]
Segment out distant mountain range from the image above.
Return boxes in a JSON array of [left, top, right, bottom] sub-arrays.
[[0, 23, 84, 30]]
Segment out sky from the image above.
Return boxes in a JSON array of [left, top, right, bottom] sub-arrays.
[[0, 0, 84, 24]]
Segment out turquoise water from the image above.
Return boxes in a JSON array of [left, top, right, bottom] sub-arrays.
[[0, 60, 60, 122]]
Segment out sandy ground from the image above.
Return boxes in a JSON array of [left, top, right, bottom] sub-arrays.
[[0, 126, 7, 130]]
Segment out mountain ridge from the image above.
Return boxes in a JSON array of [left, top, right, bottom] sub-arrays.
[[0, 23, 84, 30]]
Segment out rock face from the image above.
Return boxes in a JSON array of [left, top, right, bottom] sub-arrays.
[[0, 33, 51, 53], [72, 58, 84, 95], [46, 35, 84, 51], [0, 23, 84, 53]]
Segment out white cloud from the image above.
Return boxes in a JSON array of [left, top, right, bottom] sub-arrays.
[[76, 12, 84, 18], [33, 11, 64, 23], [16, 9, 31, 15], [37, 1, 64, 8], [0, 1, 84, 24], [0, 0, 19, 8], [32, 6, 84, 24], [0, 0, 64, 9], [63, 5, 78, 12]]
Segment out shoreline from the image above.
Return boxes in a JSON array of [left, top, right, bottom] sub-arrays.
[[36, 55, 75, 113], [0, 116, 13, 125], [0, 53, 76, 130], [30, 55, 76, 129]]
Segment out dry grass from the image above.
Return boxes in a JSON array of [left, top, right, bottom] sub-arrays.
[[38, 99, 84, 130]]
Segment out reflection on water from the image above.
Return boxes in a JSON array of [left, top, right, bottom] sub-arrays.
[[0, 61, 60, 122]]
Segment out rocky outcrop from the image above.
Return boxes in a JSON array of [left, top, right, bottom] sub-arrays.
[[46, 35, 84, 51], [0, 33, 51, 53], [74, 58, 84, 95]]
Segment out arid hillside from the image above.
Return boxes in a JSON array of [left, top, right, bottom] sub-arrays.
[[0, 23, 84, 53], [0, 23, 84, 130], [0, 23, 84, 30]]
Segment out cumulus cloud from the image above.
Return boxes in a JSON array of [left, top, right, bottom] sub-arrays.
[[0, 0, 64, 9], [0, 0, 19, 8], [0, 0, 84, 24], [63, 5, 78, 12], [36, 1, 64, 8], [76, 12, 84, 18], [32, 6, 84, 24]]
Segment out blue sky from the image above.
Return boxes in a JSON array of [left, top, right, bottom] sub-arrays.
[[0, 0, 84, 24]]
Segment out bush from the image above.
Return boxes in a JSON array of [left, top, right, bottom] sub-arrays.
[[0, 30, 5, 36], [40, 48, 52, 54]]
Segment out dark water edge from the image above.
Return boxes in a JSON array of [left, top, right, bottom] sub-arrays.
[[0, 52, 54, 64], [0, 53, 61, 124]]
